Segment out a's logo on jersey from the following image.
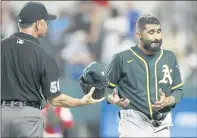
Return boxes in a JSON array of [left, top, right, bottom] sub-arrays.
[[50, 79, 60, 93], [17, 39, 24, 44], [159, 64, 172, 85]]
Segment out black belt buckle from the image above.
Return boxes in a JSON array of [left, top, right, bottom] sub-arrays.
[[151, 120, 162, 127], [151, 111, 163, 127], [31, 101, 34, 107], [30, 102, 41, 110], [14, 101, 20, 106], [118, 111, 121, 119]]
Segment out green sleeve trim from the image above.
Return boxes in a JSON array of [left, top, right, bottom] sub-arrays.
[[108, 82, 116, 88], [171, 82, 183, 90]]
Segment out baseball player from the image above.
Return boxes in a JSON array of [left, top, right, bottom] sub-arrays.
[[1, 2, 104, 137], [105, 14, 184, 137]]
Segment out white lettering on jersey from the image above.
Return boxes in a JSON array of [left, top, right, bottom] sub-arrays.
[[17, 39, 24, 44], [50, 79, 60, 93], [159, 64, 173, 85]]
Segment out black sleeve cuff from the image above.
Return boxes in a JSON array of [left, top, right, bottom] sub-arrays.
[[47, 92, 61, 101]]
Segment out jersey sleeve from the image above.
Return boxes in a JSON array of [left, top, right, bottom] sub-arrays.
[[40, 54, 61, 100], [171, 56, 183, 90], [171, 54, 184, 103], [106, 54, 122, 88]]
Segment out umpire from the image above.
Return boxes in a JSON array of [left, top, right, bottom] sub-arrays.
[[1, 2, 104, 137]]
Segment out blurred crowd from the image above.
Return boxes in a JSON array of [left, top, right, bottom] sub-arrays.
[[1, 1, 197, 137]]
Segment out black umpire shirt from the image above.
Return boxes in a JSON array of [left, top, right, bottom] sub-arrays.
[[1, 32, 61, 102]]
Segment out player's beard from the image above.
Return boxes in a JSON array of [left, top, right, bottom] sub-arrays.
[[141, 37, 162, 52]]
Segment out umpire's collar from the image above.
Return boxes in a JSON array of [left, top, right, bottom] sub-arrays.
[[12, 32, 40, 45]]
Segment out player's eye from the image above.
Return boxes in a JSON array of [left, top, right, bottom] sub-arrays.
[[157, 29, 161, 33], [149, 31, 154, 34]]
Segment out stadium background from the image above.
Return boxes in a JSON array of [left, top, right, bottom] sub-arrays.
[[1, 1, 197, 137]]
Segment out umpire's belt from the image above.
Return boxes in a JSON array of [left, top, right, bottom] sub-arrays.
[[1, 101, 42, 110]]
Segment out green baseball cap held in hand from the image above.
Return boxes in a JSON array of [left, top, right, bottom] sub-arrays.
[[79, 62, 108, 99]]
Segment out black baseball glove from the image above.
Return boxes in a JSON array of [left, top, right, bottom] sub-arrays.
[[79, 62, 108, 99]]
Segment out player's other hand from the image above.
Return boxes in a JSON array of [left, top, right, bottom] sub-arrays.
[[152, 88, 175, 110], [112, 89, 130, 107], [81, 87, 105, 105]]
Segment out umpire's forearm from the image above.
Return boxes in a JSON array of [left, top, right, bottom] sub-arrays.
[[49, 94, 85, 108]]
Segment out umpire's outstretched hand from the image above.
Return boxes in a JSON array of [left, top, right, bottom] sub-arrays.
[[81, 87, 105, 105]]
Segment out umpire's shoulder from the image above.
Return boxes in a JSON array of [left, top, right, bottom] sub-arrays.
[[1, 36, 14, 45], [39, 47, 56, 63], [1, 36, 9, 42]]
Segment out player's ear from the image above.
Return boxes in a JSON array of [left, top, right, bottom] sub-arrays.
[[35, 20, 42, 31], [136, 32, 141, 40], [35, 21, 40, 31]]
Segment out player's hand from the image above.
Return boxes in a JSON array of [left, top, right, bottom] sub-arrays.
[[81, 87, 105, 105], [151, 89, 175, 110], [112, 89, 130, 107]]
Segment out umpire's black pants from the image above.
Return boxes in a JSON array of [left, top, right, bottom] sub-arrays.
[[1, 101, 44, 137]]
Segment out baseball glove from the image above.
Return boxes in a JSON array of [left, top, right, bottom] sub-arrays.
[[79, 62, 108, 99]]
